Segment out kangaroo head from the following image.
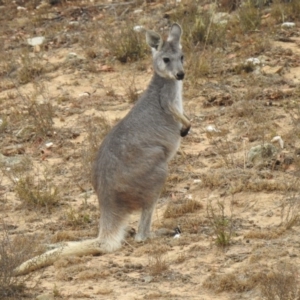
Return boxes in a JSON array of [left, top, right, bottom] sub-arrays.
[[146, 23, 184, 81]]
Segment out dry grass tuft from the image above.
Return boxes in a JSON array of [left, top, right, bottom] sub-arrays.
[[207, 198, 233, 247], [259, 262, 300, 300], [64, 206, 92, 228], [164, 199, 203, 219], [203, 269, 262, 293], [102, 23, 148, 63], [238, 2, 261, 32], [15, 174, 60, 210], [245, 226, 286, 240], [148, 251, 169, 276], [271, 0, 300, 22], [0, 223, 41, 299]]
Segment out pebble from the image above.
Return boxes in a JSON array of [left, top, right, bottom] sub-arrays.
[[143, 275, 153, 283], [271, 136, 284, 149], [206, 125, 219, 133], [133, 25, 144, 32], [281, 22, 296, 28], [36, 293, 54, 300], [27, 36, 45, 46], [45, 142, 54, 148], [245, 57, 261, 65]]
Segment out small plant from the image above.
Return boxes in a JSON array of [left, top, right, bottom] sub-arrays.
[[102, 24, 148, 63], [53, 284, 63, 298], [10, 83, 55, 139], [173, 1, 228, 48], [280, 188, 300, 230], [238, 1, 261, 32], [148, 250, 169, 276], [0, 223, 38, 299], [64, 206, 92, 228], [124, 76, 140, 103], [259, 262, 300, 300], [15, 173, 60, 210], [207, 198, 233, 247], [17, 53, 45, 84], [271, 0, 300, 22], [164, 199, 203, 219], [203, 269, 261, 293]]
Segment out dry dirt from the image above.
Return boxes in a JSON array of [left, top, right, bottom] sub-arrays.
[[1, 1, 300, 299]]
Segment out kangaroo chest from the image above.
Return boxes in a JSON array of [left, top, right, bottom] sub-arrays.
[[173, 81, 183, 114]]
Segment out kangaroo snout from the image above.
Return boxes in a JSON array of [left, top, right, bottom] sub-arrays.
[[176, 71, 185, 80]]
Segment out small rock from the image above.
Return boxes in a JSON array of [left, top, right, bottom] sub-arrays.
[[67, 52, 78, 59], [133, 25, 145, 33], [36, 293, 54, 300], [78, 92, 90, 98], [69, 21, 80, 26], [66, 52, 85, 61], [271, 136, 284, 149], [45, 142, 54, 148], [245, 57, 261, 66], [281, 22, 296, 28], [17, 6, 26, 11], [206, 125, 219, 133], [261, 65, 283, 75], [27, 36, 45, 46], [193, 179, 202, 184], [133, 9, 143, 14], [143, 275, 153, 283]]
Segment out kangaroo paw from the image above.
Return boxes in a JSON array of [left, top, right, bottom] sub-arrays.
[[180, 125, 191, 137]]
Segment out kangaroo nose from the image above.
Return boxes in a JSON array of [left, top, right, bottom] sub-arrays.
[[176, 71, 185, 80]]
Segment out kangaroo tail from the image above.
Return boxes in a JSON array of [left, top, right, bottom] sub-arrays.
[[14, 238, 103, 276]]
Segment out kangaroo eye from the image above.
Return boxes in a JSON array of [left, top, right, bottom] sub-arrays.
[[181, 55, 184, 62], [163, 57, 170, 63]]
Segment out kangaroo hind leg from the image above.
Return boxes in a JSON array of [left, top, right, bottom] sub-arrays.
[[135, 202, 156, 242]]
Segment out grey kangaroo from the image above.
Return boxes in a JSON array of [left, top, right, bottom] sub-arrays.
[[14, 23, 190, 275]]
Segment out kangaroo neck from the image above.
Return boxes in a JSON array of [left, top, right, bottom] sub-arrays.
[[150, 72, 178, 88]]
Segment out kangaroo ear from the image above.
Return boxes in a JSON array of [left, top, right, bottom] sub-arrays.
[[146, 30, 163, 51], [167, 23, 182, 44]]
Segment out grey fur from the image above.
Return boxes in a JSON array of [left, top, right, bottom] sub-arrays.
[[92, 23, 190, 249]]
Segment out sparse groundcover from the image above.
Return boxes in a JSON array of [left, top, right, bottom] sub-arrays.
[[15, 173, 60, 210], [101, 23, 148, 63], [1, 0, 300, 298], [0, 224, 40, 299]]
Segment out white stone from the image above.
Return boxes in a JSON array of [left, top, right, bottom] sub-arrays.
[[45, 142, 53, 148], [271, 136, 284, 149], [281, 22, 296, 28], [133, 25, 144, 33], [27, 36, 45, 46], [245, 57, 261, 65], [206, 125, 219, 133]]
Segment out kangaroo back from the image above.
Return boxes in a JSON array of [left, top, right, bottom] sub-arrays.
[[14, 23, 190, 276]]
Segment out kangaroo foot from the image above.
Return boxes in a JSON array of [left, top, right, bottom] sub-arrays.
[[135, 232, 155, 243]]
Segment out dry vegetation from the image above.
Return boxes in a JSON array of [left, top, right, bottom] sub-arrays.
[[1, 0, 300, 299]]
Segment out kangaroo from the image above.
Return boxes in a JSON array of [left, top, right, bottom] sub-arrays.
[[14, 23, 190, 276]]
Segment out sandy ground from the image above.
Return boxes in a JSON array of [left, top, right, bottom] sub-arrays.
[[1, 1, 300, 299]]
